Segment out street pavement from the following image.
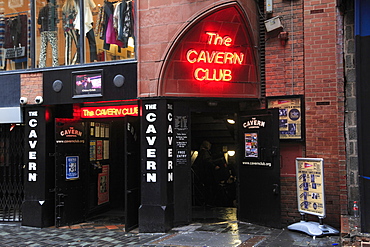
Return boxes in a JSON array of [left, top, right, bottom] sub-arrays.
[[0, 207, 341, 246]]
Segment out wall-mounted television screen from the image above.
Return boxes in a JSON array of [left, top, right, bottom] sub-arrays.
[[72, 70, 103, 98]]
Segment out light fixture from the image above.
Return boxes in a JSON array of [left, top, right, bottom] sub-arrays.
[[227, 150, 235, 157], [227, 119, 235, 124]]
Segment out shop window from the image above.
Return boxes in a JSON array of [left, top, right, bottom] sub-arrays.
[[0, 0, 31, 70], [0, 0, 135, 71]]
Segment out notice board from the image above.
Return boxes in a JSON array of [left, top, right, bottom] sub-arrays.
[[295, 158, 325, 217]]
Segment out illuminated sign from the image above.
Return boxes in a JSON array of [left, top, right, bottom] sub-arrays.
[[186, 32, 245, 82], [81, 105, 138, 118], [161, 5, 259, 98]]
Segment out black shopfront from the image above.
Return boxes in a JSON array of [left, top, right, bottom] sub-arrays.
[[23, 63, 140, 230]]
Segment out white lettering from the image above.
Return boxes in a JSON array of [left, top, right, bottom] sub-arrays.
[[146, 125, 157, 134], [28, 162, 37, 170], [29, 119, 37, 128], [146, 113, 157, 122], [29, 151, 37, 159], [147, 149, 156, 158], [29, 130, 38, 138], [168, 148, 172, 157], [28, 173, 37, 181], [168, 172, 173, 182], [167, 125, 173, 134], [167, 136, 173, 145], [29, 140, 37, 149], [168, 160, 173, 169], [147, 173, 157, 182], [146, 161, 157, 170], [146, 136, 157, 146]]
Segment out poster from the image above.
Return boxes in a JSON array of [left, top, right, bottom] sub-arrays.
[[175, 116, 188, 166], [103, 140, 109, 159], [267, 97, 302, 140], [66, 156, 79, 180], [295, 158, 325, 217], [90, 140, 96, 161], [98, 165, 109, 205], [96, 140, 103, 160], [95, 123, 100, 137], [245, 133, 258, 158]]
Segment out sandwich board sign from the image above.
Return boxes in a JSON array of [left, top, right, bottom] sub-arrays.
[[288, 158, 339, 236]]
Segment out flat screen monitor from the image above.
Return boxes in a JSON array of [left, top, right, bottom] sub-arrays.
[[72, 70, 103, 98]]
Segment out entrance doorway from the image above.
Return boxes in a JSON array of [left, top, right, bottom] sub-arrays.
[[191, 112, 237, 221], [189, 109, 281, 228], [54, 116, 140, 231]]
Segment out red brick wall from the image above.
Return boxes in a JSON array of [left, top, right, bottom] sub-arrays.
[[21, 73, 43, 104], [265, 0, 345, 228]]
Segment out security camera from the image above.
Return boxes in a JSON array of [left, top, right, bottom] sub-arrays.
[[35, 96, 43, 104], [20, 97, 28, 105]]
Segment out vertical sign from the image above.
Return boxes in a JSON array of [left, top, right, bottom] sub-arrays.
[[174, 116, 188, 166], [26, 110, 39, 182], [167, 103, 174, 182], [295, 158, 325, 217]]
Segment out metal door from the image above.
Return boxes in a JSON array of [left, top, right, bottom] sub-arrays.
[[55, 119, 87, 227], [124, 116, 140, 232], [237, 109, 281, 228]]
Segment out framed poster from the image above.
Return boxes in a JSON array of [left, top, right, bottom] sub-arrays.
[[245, 132, 258, 158], [90, 140, 96, 161], [103, 140, 109, 159], [295, 158, 325, 217], [267, 96, 304, 140], [66, 156, 79, 180], [98, 165, 109, 205], [96, 140, 103, 160]]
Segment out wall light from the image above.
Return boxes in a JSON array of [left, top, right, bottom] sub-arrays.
[[227, 119, 235, 124], [227, 150, 235, 157]]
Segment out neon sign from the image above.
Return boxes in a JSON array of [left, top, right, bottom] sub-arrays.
[[186, 32, 245, 82], [81, 105, 138, 118]]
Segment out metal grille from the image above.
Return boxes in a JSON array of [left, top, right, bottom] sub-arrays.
[[0, 124, 24, 221]]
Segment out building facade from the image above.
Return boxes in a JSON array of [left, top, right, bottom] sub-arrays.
[[0, 0, 364, 238]]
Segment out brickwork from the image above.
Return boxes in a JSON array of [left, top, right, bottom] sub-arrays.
[[265, 0, 305, 96], [20, 73, 43, 105], [264, 0, 346, 228]]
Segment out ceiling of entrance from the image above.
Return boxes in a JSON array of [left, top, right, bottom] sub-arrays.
[[191, 112, 236, 153]]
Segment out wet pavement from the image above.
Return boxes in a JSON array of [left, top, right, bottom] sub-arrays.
[[0, 207, 342, 246]]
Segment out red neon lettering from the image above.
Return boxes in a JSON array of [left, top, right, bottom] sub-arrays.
[[206, 32, 232, 46], [81, 105, 138, 118], [186, 49, 244, 65], [194, 68, 232, 82]]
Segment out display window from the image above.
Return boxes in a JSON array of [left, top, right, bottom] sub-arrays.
[[0, 0, 135, 71]]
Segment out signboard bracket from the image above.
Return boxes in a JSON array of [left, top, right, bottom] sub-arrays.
[[288, 214, 339, 236]]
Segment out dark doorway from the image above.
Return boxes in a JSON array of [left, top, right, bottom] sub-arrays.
[[54, 116, 140, 230], [191, 112, 237, 221], [190, 109, 281, 228]]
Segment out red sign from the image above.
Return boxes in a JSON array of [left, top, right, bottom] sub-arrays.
[[161, 5, 259, 98], [186, 32, 245, 82], [81, 105, 138, 118]]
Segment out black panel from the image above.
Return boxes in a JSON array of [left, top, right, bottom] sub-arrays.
[[0, 74, 20, 107], [356, 35, 370, 232], [43, 63, 137, 105], [237, 109, 281, 228]]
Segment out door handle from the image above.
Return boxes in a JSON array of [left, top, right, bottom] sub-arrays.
[[273, 184, 279, 195]]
